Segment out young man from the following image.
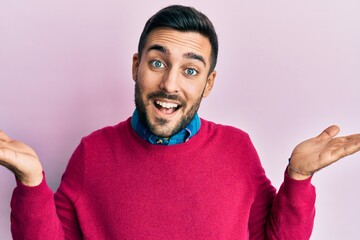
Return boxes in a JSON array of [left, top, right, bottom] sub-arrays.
[[1, 5, 359, 239]]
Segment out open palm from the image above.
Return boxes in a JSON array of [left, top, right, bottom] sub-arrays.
[[0, 131, 43, 186], [289, 125, 360, 179]]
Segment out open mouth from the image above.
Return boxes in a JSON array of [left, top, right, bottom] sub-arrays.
[[154, 100, 181, 114]]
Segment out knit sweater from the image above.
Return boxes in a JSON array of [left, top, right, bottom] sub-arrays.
[[10, 118, 316, 239]]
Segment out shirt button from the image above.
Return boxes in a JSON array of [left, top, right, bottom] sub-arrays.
[[156, 139, 163, 144]]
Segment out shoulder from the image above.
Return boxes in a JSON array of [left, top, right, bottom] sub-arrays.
[[200, 118, 251, 141], [81, 118, 131, 146]]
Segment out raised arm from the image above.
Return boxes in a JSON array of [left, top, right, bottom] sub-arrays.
[[265, 125, 360, 239], [0, 131, 70, 239]]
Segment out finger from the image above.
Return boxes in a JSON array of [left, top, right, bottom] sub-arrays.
[[317, 125, 340, 140], [0, 146, 34, 174], [0, 131, 13, 143], [0, 141, 21, 154], [0, 159, 18, 174], [0, 150, 33, 182], [331, 137, 360, 161], [0, 147, 19, 165], [343, 133, 360, 142]]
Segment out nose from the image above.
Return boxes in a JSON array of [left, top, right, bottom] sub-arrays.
[[160, 67, 180, 94]]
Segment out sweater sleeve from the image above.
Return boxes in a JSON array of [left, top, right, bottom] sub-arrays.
[[245, 135, 315, 239], [10, 173, 65, 239], [10, 142, 86, 240], [266, 171, 316, 239]]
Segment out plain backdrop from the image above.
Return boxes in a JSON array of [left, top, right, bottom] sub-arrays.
[[1, 1, 359, 239]]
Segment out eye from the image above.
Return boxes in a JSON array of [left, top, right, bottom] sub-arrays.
[[185, 68, 198, 76], [150, 60, 165, 69]]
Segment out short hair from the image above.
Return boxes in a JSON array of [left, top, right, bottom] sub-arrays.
[[138, 5, 219, 73]]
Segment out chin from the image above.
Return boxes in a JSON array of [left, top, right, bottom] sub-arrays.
[[149, 121, 179, 138]]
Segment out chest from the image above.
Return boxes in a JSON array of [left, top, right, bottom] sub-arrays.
[[79, 152, 255, 238]]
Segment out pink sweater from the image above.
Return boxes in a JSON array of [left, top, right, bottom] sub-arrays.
[[11, 118, 315, 239]]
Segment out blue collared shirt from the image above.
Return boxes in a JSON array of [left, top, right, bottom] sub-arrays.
[[131, 109, 201, 145]]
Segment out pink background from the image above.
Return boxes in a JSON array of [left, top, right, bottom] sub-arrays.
[[1, 1, 359, 239]]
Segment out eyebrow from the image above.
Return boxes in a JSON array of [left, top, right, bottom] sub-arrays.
[[183, 52, 206, 67], [147, 44, 167, 54], [147, 44, 207, 67]]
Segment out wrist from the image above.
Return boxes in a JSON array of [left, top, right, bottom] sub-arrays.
[[287, 158, 313, 180], [18, 171, 44, 187], [287, 166, 312, 180]]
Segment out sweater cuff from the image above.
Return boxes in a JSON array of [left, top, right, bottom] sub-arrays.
[[12, 172, 53, 206], [282, 170, 316, 205]]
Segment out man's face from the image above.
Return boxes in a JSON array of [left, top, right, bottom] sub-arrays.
[[132, 28, 216, 138]]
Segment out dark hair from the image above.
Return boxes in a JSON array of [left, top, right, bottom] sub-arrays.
[[138, 5, 218, 72]]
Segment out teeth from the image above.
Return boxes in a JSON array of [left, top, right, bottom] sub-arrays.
[[156, 101, 178, 109]]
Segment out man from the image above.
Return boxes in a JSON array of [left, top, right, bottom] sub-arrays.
[[0, 5, 359, 239]]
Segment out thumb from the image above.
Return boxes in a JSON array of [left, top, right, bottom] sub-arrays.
[[0, 130, 13, 143], [318, 125, 340, 140]]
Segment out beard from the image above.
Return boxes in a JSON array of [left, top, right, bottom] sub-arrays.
[[134, 81, 204, 138]]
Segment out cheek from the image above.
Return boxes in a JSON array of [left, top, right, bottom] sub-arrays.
[[182, 81, 206, 100], [137, 68, 162, 90]]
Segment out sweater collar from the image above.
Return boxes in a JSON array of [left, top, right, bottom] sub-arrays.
[[131, 109, 200, 145]]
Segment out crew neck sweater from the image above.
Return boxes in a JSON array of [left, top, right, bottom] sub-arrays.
[[11, 118, 316, 239]]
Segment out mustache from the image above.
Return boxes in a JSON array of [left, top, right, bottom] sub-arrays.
[[147, 91, 185, 104]]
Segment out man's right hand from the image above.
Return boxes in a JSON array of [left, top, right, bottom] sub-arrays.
[[0, 131, 43, 186]]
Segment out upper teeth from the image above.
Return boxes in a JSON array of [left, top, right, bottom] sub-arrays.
[[156, 101, 178, 109]]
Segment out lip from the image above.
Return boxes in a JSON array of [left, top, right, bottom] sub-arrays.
[[152, 99, 181, 117], [154, 98, 181, 106]]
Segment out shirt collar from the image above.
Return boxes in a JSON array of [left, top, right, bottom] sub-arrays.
[[131, 109, 200, 145]]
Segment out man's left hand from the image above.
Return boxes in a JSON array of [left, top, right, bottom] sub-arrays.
[[288, 125, 360, 180]]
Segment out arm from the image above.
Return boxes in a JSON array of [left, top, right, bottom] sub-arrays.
[[11, 174, 66, 239], [266, 125, 360, 239], [265, 173, 316, 239], [0, 131, 83, 239], [246, 140, 315, 240]]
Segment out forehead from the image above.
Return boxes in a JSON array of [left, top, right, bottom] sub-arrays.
[[144, 28, 212, 63]]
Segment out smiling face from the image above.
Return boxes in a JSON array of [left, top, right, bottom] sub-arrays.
[[132, 28, 216, 138]]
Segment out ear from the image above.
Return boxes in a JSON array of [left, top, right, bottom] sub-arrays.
[[202, 70, 216, 98], [132, 53, 139, 81]]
